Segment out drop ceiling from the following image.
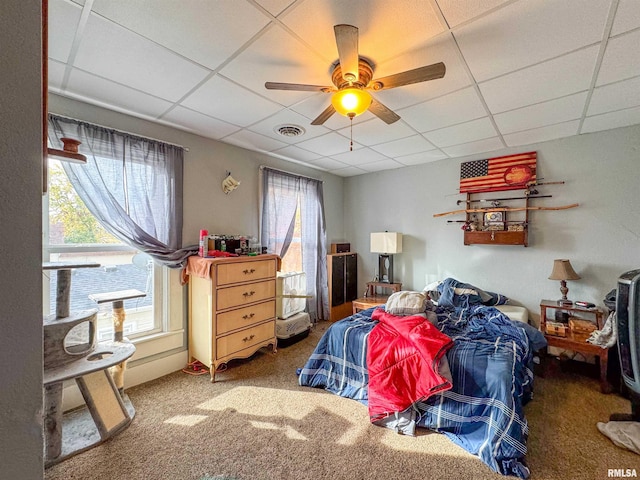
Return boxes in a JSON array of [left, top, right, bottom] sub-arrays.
[[48, 0, 640, 177]]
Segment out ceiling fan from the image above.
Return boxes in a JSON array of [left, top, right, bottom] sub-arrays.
[[265, 24, 446, 126]]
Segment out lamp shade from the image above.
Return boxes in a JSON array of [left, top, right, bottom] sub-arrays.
[[370, 232, 403, 254], [331, 88, 372, 118], [548, 259, 581, 280]]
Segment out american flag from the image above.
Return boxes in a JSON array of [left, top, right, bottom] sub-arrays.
[[460, 152, 537, 193]]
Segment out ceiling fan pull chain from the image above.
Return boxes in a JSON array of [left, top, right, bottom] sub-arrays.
[[350, 116, 354, 151]]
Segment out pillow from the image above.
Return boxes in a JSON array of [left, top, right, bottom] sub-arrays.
[[436, 278, 510, 308], [422, 280, 442, 304], [385, 291, 428, 316]]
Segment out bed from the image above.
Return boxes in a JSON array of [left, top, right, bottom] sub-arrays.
[[298, 278, 546, 479]]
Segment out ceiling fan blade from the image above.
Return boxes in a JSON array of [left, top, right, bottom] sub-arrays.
[[371, 62, 446, 90], [334, 24, 359, 82], [265, 82, 331, 92], [310, 104, 336, 125], [368, 98, 401, 124]]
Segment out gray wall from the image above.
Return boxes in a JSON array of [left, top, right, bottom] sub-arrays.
[[0, 0, 44, 477], [345, 125, 640, 323], [48, 95, 346, 248]]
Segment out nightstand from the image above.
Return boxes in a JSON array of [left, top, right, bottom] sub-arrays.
[[352, 296, 388, 315], [539, 299, 611, 393], [366, 281, 402, 297]]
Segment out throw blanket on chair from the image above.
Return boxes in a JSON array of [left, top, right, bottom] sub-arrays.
[[367, 309, 453, 422]]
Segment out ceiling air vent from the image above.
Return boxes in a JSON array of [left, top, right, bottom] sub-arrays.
[[274, 124, 305, 137]]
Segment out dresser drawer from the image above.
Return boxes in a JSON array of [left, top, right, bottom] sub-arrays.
[[216, 320, 275, 360], [216, 300, 275, 336], [216, 279, 275, 311], [216, 259, 277, 286]]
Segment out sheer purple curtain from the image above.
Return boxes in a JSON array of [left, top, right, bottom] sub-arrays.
[[48, 114, 196, 268], [260, 167, 329, 322]]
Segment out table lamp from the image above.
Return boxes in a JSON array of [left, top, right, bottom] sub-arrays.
[[370, 232, 402, 283], [548, 259, 581, 306]]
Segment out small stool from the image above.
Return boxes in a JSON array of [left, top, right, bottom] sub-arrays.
[[89, 289, 146, 394]]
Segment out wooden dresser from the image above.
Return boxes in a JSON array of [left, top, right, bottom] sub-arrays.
[[187, 254, 279, 382]]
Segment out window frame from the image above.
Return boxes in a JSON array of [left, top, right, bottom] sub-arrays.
[[42, 163, 170, 343]]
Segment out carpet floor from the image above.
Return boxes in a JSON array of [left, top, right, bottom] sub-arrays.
[[44, 322, 638, 480]]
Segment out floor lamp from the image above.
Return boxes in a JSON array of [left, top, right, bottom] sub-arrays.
[[370, 232, 402, 284]]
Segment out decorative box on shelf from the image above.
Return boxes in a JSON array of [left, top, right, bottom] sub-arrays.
[[545, 321, 567, 337], [569, 317, 597, 340]]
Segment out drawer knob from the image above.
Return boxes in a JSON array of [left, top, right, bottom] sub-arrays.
[[242, 334, 255, 342], [243, 268, 256, 274], [243, 291, 256, 298], [242, 313, 255, 320]]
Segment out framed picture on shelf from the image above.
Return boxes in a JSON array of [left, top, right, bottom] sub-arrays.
[[484, 211, 505, 230]]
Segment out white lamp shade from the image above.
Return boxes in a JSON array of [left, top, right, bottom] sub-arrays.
[[370, 232, 403, 254]]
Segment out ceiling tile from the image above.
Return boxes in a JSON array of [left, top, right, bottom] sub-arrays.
[[280, 0, 445, 66], [437, 0, 512, 27], [479, 45, 599, 114], [370, 134, 436, 157], [442, 136, 504, 157], [596, 29, 640, 86], [73, 14, 211, 102], [588, 76, 640, 116], [272, 145, 323, 162], [395, 150, 449, 166], [494, 92, 588, 135], [64, 68, 171, 118], [330, 148, 389, 166], [336, 117, 416, 147], [503, 120, 580, 147], [295, 132, 358, 157], [221, 24, 330, 107], [399, 87, 487, 133], [581, 106, 640, 134], [160, 106, 241, 140], [454, 0, 610, 82], [64, 68, 175, 118], [254, 0, 297, 17], [247, 109, 331, 144], [425, 117, 498, 148], [222, 129, 289, 152], [48, 60, 67, 91], [182, 75, 282, 127], [369, 33, 472, 111], [610, 0, 640, 36], [48, 0, 82, 63], [329, 166, 368, 177], [308, 157, 349, 170], [90, 0, 270, 70], [358, 159, 405, 172]]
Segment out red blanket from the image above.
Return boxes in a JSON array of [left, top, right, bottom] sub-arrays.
[[367, 309, 454, 422]]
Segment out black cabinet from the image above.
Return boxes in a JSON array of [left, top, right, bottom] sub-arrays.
[[327, 252, 357, 321]]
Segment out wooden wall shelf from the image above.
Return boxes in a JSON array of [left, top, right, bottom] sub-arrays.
[[462, 191, 529, 247], [464, 230, 527, 246]]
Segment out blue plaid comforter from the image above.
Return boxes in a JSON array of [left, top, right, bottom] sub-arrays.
[[298, 304, 536, 478]]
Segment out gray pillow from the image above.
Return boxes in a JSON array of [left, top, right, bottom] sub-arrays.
[[385, 291, 428, 316]]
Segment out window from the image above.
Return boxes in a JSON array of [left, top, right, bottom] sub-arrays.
[[43, 159, 163, 340], [260, 167, 329, 321], [280, 200, 303, 273]]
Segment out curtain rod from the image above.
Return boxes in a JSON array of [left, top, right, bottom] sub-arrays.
[[49, 112, 189, 151], [259, 165, 323, 183]]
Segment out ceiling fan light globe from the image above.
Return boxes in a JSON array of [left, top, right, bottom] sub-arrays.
[[331, 88, 372, 118]]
